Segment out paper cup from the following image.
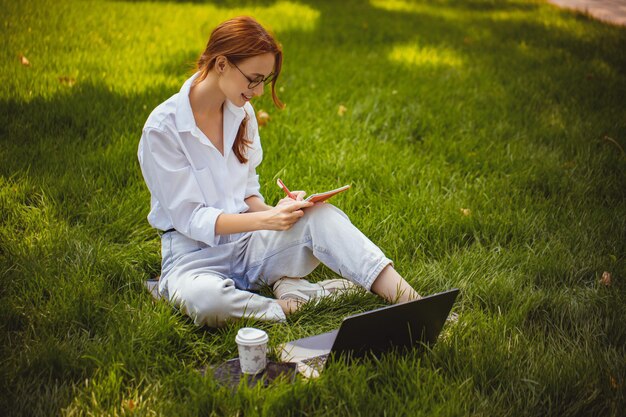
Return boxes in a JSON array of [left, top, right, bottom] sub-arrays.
[[236, 327, 269, 375]]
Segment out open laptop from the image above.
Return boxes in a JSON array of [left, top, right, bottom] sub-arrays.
[[279, 288, 459, 378]]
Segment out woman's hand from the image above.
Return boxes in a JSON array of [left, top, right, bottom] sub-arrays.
[[276, 190, 306, 206], [276, 298, 303, 315], [262, 199, 314, 231]]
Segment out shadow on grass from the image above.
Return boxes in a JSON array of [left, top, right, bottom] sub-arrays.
[[296, 0, 626, 120], [0, 82, 166, 243]]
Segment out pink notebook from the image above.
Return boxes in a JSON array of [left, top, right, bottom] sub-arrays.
[[304, 185, 351, 203], [277, 178, 351, 203]]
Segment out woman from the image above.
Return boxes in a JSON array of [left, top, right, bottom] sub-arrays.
[[138, 16, 421, 328]]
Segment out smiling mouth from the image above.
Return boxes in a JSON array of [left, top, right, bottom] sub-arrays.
[[241, 93, 253, 101]]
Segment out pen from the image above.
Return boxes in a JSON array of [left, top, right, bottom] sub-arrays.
[[276, 178, 297, 200]]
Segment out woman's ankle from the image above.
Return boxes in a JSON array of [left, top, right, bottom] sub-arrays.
[[371, 264, 420, 304]]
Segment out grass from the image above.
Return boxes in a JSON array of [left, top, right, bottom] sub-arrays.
[[1, 0, 625, 415]]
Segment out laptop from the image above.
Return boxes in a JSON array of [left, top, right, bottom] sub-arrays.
[[279, 288, 459, 378]]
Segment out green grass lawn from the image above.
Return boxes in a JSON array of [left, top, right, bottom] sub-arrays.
[[1, 0, 625, 415]]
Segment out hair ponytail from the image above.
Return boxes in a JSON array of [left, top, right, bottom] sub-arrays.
[[233, 113, 250, 163]]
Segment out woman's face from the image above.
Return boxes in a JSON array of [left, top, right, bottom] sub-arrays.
[[218, 52, 275, 108]]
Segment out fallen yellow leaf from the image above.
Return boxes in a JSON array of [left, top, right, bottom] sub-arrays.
[[337, 104, 347, 116], [58, 76, 75, 87], [599, 271, 612, 287], [19, 54, 30, 66], [123, 399, 136, 411], [460, 208, 471, 216]]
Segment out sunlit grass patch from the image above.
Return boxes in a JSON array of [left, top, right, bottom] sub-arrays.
[[388, 42, 465, 68], [253, 1, 321, 33], [370, 0, 462, 20]]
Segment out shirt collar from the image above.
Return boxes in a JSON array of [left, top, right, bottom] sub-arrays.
[[175, 71, 247, 133]]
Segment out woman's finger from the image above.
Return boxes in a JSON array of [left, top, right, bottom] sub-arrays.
[[292, 190, 307, 201], [291, 200, 314, 210], [287, 211, 303, 226], [277, 197, 293, 206]]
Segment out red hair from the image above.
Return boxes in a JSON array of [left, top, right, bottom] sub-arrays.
[[194, 16, 284, 163]]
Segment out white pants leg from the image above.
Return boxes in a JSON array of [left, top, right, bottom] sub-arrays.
[[160, 231, 286, 328], [159, 203, 393, 328], [168, 273, 285, 328]]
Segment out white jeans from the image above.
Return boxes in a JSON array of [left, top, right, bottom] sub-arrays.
[[159, 203, 393, 328]]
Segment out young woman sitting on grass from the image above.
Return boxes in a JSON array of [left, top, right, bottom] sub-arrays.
[[137, 16, 421, 328]]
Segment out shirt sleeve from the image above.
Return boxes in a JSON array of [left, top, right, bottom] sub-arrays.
[[138, 126, 223, 247], [244, 106, 265, 203]]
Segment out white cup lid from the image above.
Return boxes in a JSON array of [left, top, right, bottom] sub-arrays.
[[235, 327, 269, 346]]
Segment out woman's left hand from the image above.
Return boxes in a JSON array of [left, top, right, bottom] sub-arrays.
[[277, 190, 306, 206]]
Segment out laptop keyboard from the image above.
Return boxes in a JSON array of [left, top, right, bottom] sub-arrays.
[[300, 353, 329, 370]]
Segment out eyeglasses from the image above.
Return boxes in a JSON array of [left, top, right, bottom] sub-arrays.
[[229, 60, 274, 89]]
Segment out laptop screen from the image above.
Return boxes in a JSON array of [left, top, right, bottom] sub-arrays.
[[329, 289, 459, 361]]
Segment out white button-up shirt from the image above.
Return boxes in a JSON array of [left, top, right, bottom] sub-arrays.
[[138, 71, 264, 247]]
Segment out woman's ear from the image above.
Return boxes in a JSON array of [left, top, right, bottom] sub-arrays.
[[215, 56, 227, 74]]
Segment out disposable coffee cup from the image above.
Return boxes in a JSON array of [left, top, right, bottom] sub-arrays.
[[235, 327, 269, 375]]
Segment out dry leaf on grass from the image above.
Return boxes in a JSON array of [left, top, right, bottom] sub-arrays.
[[610, 375, 619, 389], [19, 54, 30, 66], [337, 104, 347, 116], [599, 271, 612, 287], [123, 399, 136, 411], [257, 110, 270, 127], [58, 76, 75, 87], [460, 208, 471, 216]]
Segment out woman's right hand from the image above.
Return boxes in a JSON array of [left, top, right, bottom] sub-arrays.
[[262, 200, 314, 231], [276, 190, 306, 206], [276, 298, 303, 315]]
